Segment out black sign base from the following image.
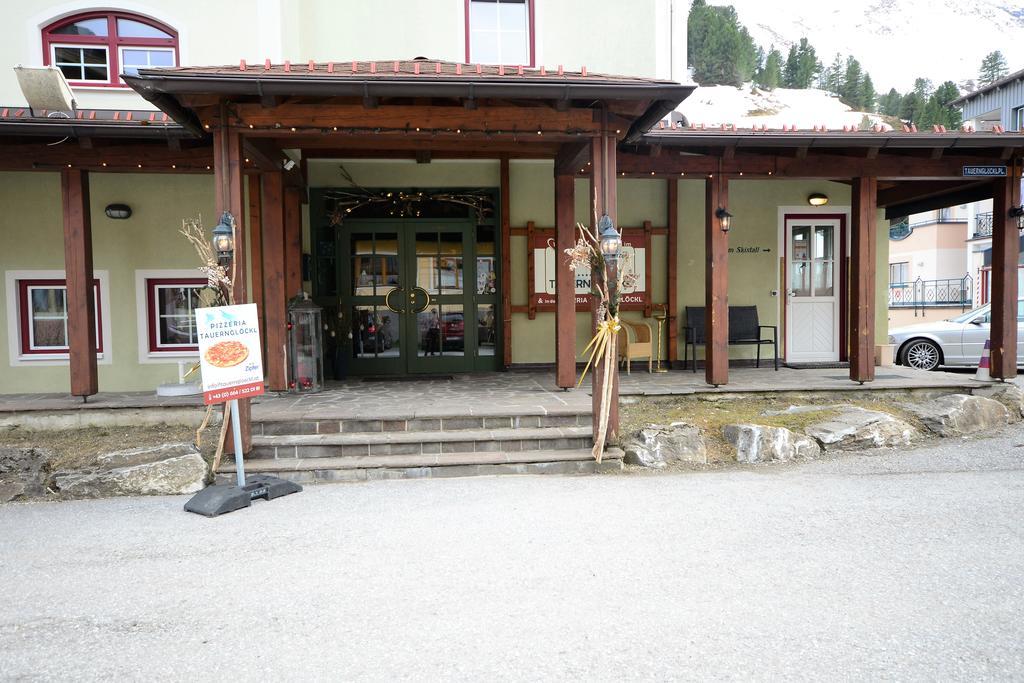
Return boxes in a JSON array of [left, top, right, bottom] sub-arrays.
[[184, 474, 303, 517]]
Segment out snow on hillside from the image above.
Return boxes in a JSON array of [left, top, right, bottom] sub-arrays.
[[724, 0, 1024, 92], [678, 85, 892, 130]]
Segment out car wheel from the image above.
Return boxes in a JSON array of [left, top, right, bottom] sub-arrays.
[[902, 339, 942, 371]]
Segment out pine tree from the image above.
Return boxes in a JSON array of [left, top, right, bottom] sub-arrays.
[[839, 56, 864, 108], [912, 77, 933, 99], [860, 74, 876, 113], [978, 51, 1008, 85], [755, 47, 782, 90], [822, 53, 844, 94], [782, 38, 822, 89], [878, 88, 902, 117], [931, 80, 962, 128], [687, 0, 759, 86], [899, 91, 925, 124]]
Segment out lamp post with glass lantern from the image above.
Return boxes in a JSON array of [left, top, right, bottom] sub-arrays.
[[595, 214, 622, 442]]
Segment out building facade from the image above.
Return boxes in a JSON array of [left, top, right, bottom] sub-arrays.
[[0, 0, 1021, 408]]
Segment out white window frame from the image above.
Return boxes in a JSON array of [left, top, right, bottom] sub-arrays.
[[49, 43, 111, 83], [468, 0, 532, 66], [117, 45, 176, 82], [5, 270, 112, 367], [134, 269, 206, 364]]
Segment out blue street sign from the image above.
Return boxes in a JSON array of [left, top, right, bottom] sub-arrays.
[[963, 166, 1008, 177]]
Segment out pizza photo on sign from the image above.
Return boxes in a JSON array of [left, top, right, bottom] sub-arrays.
[[204, 340, 249, 368]]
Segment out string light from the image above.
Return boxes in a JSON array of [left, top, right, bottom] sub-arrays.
[[101, 162, 107, 167]]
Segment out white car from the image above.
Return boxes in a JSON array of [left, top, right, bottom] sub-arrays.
[[889, 302, 1024, 371]]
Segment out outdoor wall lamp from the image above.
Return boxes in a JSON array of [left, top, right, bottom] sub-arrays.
[[103, 203, 131, 219], [1010, 205, 1024, 230], [807, 193, 829, 207], [598, 214, 622, 267], [715, 207, 733, 232], [212, 211, 235, 262]]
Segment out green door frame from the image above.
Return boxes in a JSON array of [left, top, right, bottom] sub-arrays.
[[335, 217, 501, 375]]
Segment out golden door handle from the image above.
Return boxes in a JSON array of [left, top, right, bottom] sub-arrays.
[[412, 287, 431, 313], [384, 287, 403, 313]]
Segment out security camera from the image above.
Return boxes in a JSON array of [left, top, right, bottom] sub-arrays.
[[282, 159, 296, 171]]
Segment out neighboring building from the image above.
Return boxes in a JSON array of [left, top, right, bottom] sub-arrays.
[[0, 1, 1021, 400], [888, 206, 973, 328]]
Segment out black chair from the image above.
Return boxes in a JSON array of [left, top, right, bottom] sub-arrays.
[[682, 305, 778, 371]]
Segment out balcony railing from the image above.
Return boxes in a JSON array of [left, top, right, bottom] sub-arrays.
[[975, 211, 993, 238], [889, 275, 973, 316]]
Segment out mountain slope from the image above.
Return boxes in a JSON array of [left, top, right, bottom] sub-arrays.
[[722, 0, 1024, 91]]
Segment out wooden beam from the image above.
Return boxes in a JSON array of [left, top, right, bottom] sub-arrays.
[[228, 103, 602, 135], [243, 138, 284, 171], [0, 144, 213, 172], [60, 168, 97, 399], [877, 180, 984, 208], [213, 115, 251, 454], [261, 172, 288, 390], [554, 141, 590, 175], [704, 174, 729, 386], [615, 150, 1021, 180], [849, 176, 878, 384], [990, 172, 1019, 379], [666, 178, 678, 364], [500, 156, 512, 369], [883, 182, 995, 219], [590, 120, 618, 440], [555, 172, 576, 388], [248, 174, 264, 361], [284, 185, 303, 299]]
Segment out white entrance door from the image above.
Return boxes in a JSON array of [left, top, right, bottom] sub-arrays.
[[785, 219, 840, 362]]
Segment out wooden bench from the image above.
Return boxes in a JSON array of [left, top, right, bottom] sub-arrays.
[[682, 305, 778, 371]]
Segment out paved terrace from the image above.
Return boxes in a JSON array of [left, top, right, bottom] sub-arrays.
[[0, 366, 980, 420]]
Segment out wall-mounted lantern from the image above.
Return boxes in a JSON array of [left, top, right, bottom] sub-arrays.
[[807, 193, 829, 207], [598, 214, 622, 267], [715, 207, 733, 232], [104, 203, 131, 219], [211, 211, 235, 263], [1010, 205, 1024, 231]]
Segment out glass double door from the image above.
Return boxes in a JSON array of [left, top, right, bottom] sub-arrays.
[[343, 219, 498, 374]]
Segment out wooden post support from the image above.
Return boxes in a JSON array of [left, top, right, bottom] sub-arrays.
[[704, 174, 729, 386], [667, 179, 679, 364], [247, 174, 264, 360], [850, 176, 878, 384], [214, 111, 251, 454], [990, 173, 1019, 379], [60, 168, 97, 399], [500, 156, 512, 369], [261, 171, 288, 390], [284, 186, 303, 299], [555, 172, 576, 388], [590, 123, 618, 441]]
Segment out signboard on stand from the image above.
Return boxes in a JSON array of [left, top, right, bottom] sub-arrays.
[[196, 303, 265, 404], [531, 230, 647, 310]]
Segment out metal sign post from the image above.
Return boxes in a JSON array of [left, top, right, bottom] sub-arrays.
[[184, 303, 300, 517]]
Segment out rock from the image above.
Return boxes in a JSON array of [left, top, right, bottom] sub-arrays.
[[723, 424, 821, 464], [902, 394, 1010, 437], [805, 407, 917, 450], [623, 422, 707, 467], [54, 445, 207, 498], [0, 447, 57, 502], [970, 383, 1024, 421]]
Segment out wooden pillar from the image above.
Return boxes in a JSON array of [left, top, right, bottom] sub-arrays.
[[667, 179, 679, 364], [590, 123, 618, 440], [555, 172, 576, 388], [704, 174, 729, 386], [500, 156, 512, 369], [990, 173, 1019, 379], [849, 176, 878, 384], [213, 109, 251, 453], [60, 168, 97, 399], [262, 172, 288, 390], [284, 186, 303, 298], [247, 175, 264, 357]]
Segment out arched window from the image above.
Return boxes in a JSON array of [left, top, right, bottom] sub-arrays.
[[42, 11, 178, 87]]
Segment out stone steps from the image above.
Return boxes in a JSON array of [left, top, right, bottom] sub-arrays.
[[253, 411, 589, 436], [219, 448, 624, 484], [251, 426, 593, 459]]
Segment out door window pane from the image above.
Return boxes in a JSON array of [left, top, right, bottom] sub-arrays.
[[477, 226, 497, 294], [419, 305, 465, 357], [813, 261, 834, 297], [477, 304, 496, 356], [814, 226, 834, 260], [352, 306, 398, 358], [790, 263, 811, 297]]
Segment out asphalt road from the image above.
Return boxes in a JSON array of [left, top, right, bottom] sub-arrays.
[[2, 427, 1024, 681]]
